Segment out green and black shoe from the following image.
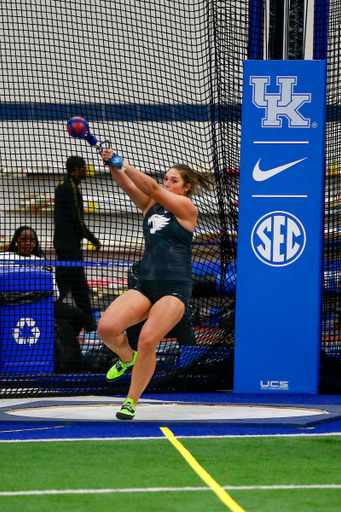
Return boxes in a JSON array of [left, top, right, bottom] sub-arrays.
[[116, 398, 136, 421], [106, 351, 137, 382]]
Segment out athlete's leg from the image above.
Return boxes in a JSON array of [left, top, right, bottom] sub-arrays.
[[97, 289, 152, 363], [127, 295, 185, 404]]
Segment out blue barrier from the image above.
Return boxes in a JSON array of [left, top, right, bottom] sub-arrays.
[[0, 268, 54, 374]]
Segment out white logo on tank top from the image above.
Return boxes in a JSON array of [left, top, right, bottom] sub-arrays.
[[148, 214, 170, 234]]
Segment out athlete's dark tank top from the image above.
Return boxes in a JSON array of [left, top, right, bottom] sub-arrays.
[[138, 203, 193, 283]]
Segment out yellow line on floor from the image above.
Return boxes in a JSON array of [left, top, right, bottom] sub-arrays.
[[160, 427, 246, 512]]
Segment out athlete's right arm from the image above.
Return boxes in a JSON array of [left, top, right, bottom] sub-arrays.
[[103, 149, 151, 212]]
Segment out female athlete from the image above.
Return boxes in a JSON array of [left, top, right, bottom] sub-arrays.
[[97, 149, 213, 420]]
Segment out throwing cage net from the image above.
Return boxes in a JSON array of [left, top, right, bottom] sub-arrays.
[[1, 0, 340, 397], [0, 0, 243, 396], [320, 0, 341, 390]]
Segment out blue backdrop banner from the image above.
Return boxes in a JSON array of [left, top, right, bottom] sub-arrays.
[[234, 60, 326, 394]]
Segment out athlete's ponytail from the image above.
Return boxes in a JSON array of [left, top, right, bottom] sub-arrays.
[[171, 164, 216, 197]]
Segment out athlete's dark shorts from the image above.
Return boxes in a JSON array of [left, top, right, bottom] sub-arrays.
[[135, 279, 192, 307]]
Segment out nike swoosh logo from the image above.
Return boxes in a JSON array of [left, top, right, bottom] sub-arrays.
[[253, 157, 307, 182]]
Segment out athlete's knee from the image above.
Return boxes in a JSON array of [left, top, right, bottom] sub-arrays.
[[137, 334, 159, 356], [97, 317, 121, 341]]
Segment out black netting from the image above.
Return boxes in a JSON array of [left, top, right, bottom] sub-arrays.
[[288, 0, 305, 59], [0, 0, 248, 396], [2, 1, 338, 398], [320, 0, 341, 388]]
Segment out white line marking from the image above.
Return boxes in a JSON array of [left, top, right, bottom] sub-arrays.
[[0, 436, 166, 443], [1, 432, 341, 443], [253, 141, 309, 144], [177, 433, 341, 439], [1, 484, 341, 497], [252, 195, 308, 198], [223, 485, 341, 490], [0, 488, 205, 496]]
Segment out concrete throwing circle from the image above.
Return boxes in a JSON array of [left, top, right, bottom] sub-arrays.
[[5, 402, 328, 422]]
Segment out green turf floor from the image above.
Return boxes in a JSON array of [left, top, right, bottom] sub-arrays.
[[0, 435, 340, 512]]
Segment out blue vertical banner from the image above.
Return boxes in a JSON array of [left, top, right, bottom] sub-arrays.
[[234, 60, 326, 394]]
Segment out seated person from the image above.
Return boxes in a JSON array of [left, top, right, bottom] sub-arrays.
[[3, 226, 88, 371], [5, 225, 46, 259]]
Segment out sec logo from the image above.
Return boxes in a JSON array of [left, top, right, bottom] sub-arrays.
[[251, 211, 306, 267]]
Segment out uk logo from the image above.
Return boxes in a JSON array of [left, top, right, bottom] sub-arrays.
[[251, 211, 306, 267], [250, 76, 311, 128]]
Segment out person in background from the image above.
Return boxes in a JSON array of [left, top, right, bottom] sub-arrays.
[[7, 225, 46, 259], [5, 226, 87, 371], [53, 156, 101, 332]]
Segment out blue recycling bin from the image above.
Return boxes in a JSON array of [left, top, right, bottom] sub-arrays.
[[0, 267, 54, 374]]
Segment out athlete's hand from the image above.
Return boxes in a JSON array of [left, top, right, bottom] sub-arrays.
[[102, 148, 113, 161], [102, 148, 123, 168]]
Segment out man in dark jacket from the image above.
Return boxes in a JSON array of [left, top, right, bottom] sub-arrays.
[[54, 156, 100, 332]]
